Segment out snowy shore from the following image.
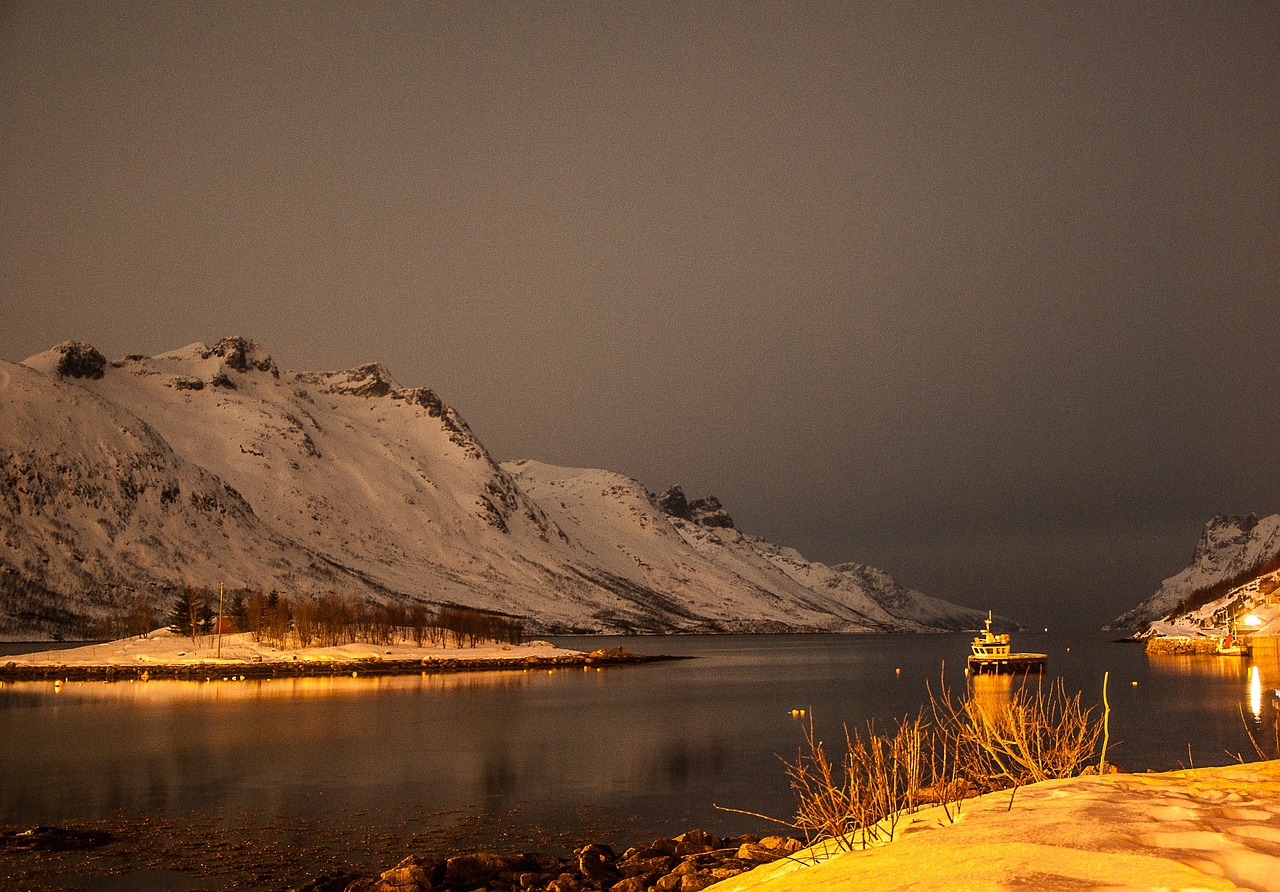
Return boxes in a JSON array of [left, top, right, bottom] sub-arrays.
[[0, 630, 671, 681], [713, 760, 1280, 892]]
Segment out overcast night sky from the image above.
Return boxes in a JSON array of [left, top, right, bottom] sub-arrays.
[[3, 1, 1278, 631]]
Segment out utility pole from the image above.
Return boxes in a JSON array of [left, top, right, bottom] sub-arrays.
[[217, 581, 225, 658]]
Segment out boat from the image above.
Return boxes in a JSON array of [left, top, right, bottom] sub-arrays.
[[967, 611, 1046, 675], [1215, 615, 1250, 656], [1215, 633, 1249, 656]]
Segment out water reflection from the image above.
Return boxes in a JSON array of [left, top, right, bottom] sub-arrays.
[[0, 667, 577, 706], [967, 673, 1014, 720], [1249, 665, 1262, 721], [1145, 652, 1252, 679]]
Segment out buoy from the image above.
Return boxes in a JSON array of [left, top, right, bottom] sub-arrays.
[[895, 668, 901, 676], [1131, 681, 1138, 687]]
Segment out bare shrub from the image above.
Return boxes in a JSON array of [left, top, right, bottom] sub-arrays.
[[786, 713, 933, 851], [782, 677, 1105, 850], [932, 676, 1102, 792]]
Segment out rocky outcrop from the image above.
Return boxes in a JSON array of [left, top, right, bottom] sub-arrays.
[[291, 831, 804, 892], [49, 340, 106, 379], [1108, 513, 1280, 630], [202, 336, 279, 376], [657, 486, 735, 529]]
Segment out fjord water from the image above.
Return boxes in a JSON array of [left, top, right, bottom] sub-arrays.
[[2, 634, 1277, 871]]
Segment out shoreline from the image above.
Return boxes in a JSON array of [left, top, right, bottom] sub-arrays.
[[0, 647, 685, 683]]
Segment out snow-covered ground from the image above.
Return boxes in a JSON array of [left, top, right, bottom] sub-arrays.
[[713, 760, 1280, 892], [0, 629, 571, 667]]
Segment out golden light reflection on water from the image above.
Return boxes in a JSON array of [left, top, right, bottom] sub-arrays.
[[1249, 665, 1263, 721], [967, 673, 1014, 720], [0, 666, 589, 704], [1145, 637, 1280, 743], [1145, 652, 1251, 679]]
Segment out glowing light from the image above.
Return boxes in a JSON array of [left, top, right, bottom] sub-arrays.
[[1249, 665, 1262, 721], [1243, 614, 1263, 628]]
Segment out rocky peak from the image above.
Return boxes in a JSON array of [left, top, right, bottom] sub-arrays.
[[201, 337, 278, 376], [657, 485, 735, 529], [317, 363, 398, 398], [51, 341, 107, 380], [1193, 514, 1260, 562]]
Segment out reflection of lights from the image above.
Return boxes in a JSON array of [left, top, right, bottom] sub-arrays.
[[1243, 614, 1263, 628], [1249, 665, 1262, 721]]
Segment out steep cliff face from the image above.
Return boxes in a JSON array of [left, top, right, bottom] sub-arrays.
[[4, 338, 989, 638], [1107, 513, 1280, 630]]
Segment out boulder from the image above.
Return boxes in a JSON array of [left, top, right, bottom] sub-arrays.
[[577, 843, 620, 885], [608, 878, 648, 892], [443, 852, 527, 887]]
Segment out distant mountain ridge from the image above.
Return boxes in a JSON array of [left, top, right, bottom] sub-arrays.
[[2, 337, 993, 638]]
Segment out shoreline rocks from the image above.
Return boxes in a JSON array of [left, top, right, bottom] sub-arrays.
[[292, 831, 805, 892], [1143, 637, 1220, 655]]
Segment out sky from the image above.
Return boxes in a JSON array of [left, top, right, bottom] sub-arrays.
[[3, 1, 1278, 631]]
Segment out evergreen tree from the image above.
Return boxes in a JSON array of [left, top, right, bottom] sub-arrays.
[[227, 590, 247, 633], [167, 586, 210, 640]]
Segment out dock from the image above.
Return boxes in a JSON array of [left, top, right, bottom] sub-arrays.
[[967, 652, 1047, 674]]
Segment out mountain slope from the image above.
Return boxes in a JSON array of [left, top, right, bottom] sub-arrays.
[[3, 338, 990, 637], [1107, 513, 1280, 630]]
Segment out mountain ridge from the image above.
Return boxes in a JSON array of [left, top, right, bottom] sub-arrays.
[[3, 337, 995, 638], [1107, 513, 1280, 630]]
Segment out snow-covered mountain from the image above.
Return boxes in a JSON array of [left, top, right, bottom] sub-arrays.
[[2, 338, 991, 638], [1107, 513, 1280, 630]]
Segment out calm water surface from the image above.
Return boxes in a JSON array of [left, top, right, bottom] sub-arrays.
[[2, 632, 1278, 886]]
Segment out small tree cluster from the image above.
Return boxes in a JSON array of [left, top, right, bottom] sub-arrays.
[[171, 588, 526, 650], [89, 590, 162, 641]]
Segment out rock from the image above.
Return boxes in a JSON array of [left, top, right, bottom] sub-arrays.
[[674, 830, 721, 849], [618, 855, 676, 879], [672, 841, 713, 858], [655, 486, 734, 529], [374, 855, 436, 891], [609, 878, 648, 892], [678, 873, 719, 892], [735, 843, 784, 864], [51, 341, 106, 379], [577, 843, 621, 885], [546, 873, 583, 892], [0, 825, 113, 851], [443, 852, 523, 887], [758, 835, 802, 856], [204, 336, 278, 375], [686, 496, 734, 529], [289, 870, 362, 892], [656, 486, 691, 520]]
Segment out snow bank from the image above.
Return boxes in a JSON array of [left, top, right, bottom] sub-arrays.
[[712, 760, 1280, 892]]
